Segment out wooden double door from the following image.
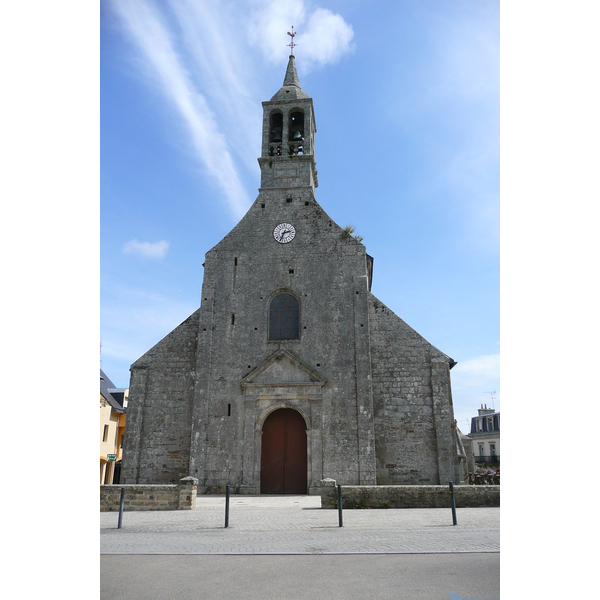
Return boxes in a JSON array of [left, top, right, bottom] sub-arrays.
[[260, 408, 307, 494]]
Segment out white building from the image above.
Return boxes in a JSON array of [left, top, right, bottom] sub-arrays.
[[468, 404, 500, 467]]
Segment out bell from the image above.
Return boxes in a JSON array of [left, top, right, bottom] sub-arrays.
[[291, 130, 303, 141], [271, 132, 282, 142]]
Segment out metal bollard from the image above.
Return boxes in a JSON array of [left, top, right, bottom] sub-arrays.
[[337, 484, 343, 527], [117, 487, 125, 529], [225, 485, 230, 528], [449, 481, 457, 526]]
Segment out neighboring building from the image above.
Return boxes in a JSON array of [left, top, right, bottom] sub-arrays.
[[468, 404, 500, 467], [122, 54, 461, 494], [100, 369, 127, 484], [455, 426, 472, 482]]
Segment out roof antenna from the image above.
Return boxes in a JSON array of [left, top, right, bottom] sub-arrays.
[[287, 26, 297, 55], [484, 391, 496, 411]]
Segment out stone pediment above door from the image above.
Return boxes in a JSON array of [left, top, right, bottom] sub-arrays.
[[241, 349, 326, 390]]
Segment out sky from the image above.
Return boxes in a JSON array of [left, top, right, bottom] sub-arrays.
[[5, 2, 600, 596], [100, 0, 500, 433]]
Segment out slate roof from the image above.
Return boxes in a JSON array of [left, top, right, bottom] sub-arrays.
[[100, 368, 126, 413], [270, 55, 309, 101]]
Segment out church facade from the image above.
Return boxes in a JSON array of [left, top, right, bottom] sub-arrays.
[[121, 55, 461, 494]]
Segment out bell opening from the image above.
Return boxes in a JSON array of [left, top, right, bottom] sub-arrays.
[[269, 112, 283, 143], [289, 111, 305, 141]]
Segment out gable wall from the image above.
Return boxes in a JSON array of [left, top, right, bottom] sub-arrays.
[[368, 293, 454, 484], [188, 193, 377, 492], [121, 311, 199, 484]]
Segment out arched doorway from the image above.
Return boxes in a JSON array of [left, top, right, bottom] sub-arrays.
[[260, 408, 307, 494]]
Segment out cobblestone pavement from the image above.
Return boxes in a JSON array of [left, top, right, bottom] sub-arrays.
[[101, 495, 499, 555]]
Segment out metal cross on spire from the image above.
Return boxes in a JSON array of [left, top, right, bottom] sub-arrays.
[[287, 26, 297, 55]]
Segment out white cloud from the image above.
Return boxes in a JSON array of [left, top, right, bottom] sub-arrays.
[[122, 239, 169, 259], [108, 0, 251, 219], [247, 0, 306, 63], [452, 353, 500, 389], [107, 0, 354, 220], [165, 0, 262, 173], [298, 8, 355, 68], [247, 1, 354, 70]]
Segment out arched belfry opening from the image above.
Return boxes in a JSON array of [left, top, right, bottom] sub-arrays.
[[289, 110, 304, 155], [260, 408, 308, 494], [269, 111, 283, 156]]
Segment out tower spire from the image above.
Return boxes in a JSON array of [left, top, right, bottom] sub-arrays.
[[282, 54, 301, 88]]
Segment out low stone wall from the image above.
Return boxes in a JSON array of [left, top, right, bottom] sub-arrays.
[[100, 476, 198, 511], [319, 479, 499, 509]]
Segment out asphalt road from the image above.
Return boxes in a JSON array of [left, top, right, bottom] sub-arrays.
[[101, 553, 499, 600]]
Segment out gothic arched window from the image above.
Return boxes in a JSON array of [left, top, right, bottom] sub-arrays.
[[269, 293, 299, 340]]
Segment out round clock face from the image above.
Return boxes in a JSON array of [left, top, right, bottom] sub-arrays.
[[273, 222, 296, 244]]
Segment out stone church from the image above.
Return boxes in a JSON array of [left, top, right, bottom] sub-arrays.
[[121, 55, 460, 494]]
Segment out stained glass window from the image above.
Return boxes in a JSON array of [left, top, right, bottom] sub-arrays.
[[269, 293, 299, 340]]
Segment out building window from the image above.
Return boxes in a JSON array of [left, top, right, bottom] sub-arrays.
[[487, 417, 493, 431], [479, 444, 485, 456], [490, 444, 496, 456], [269, 293, 299, 340], [103, 425, 109, 442]]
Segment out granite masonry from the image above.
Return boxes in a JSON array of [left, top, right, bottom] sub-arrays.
[[100, 477, 198, 512], [121, 55, 461, 495], [319, 479, 500, 509]]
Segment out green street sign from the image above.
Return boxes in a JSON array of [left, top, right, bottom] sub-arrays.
[[107, 454, 117, 462]]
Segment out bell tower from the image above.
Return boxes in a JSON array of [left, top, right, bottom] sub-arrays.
[[258, 53, 318, 194]]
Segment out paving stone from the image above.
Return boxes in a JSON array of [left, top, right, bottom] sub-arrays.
[[100, 495, 499, 555]]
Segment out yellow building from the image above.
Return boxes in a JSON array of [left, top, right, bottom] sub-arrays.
[[100, 369, 127, 484]]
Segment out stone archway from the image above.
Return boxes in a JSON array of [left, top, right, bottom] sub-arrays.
[[260, 408, 307, 494]]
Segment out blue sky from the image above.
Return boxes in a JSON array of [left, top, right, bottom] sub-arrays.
[[100, 0, 500, 433], [3, 4, 600, 594]]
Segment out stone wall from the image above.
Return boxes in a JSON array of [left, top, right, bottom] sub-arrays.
[[100, 477, 198, 511], [121, 312, 199, 485], [319, 480, 499, 509], [368, 294, 458, 485], [187, 188, 378, 493]]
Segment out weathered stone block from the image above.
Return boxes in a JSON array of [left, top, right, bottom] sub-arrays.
[[320, 482, 499, 509]]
